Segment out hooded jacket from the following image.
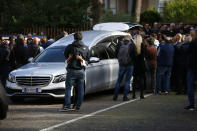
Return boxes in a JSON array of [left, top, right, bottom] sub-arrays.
[[115, 40, 137, 66], [64, 40, 90, 70]]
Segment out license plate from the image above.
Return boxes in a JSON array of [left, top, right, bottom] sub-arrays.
[[22, 88, 41, 93]]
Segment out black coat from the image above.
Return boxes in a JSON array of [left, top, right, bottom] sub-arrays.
[[0, 83, 8, 120], [133, 44, 146, 76], [10, 44, 28, 69], [28, 44, 40, 58], [174, 42, 185, 67], [181, 42, 190, 68], [187, 39, 197, 70], [0, 43, 10, 65], [143, 28, 152, 35]]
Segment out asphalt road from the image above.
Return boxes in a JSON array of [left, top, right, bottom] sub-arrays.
[[0, 91, 197, 131]]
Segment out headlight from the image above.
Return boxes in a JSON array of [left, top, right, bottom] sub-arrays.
[[52, 74, 66, 83], [8, 74, 16, 83]]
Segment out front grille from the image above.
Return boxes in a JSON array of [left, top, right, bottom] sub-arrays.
[[16, 76, 51, 87]]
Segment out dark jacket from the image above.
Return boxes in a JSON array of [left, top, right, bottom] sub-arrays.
[[160, 30, 169, 36], [143, 28, 152, 36], [157, 42, 174, 67], [133, 44, 146, 76], [64, 40, 90, 70], [0, 43, 10, 65], [146, 45, 157, 69], [0, 83, 8, 120], [42, 40, 55, 49], [187, 39, 197, 70], [151, 28, 159, 34], [166, 30, 176, 37], [27, 38, 33, 46], [28, 44, 40, 58], [180, 42, 190, 68], [174, 42, 185, 67], [10, 44, 28, 69], [115, 40, 137, 66]]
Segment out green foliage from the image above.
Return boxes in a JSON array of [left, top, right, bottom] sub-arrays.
[[101, 9, 135, 23], [0, 0, 91, 32], [140, 8, 161, 24], [163, 0, 197, 22]]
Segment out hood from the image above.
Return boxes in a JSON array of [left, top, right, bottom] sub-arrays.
[[72, 40, 85, 48], [11, 62, 66, 77], [123, 40, 130, 44]]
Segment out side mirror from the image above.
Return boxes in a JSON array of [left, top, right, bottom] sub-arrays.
[[28, 57, 33, 63], [89, 57, 100, 63]]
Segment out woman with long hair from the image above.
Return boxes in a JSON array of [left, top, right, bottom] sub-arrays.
[[132, 35, 146, 99]]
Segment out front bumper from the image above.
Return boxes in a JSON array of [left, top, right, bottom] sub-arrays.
[[6, 80, 65, 98]]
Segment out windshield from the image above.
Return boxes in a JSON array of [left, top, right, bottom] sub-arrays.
[[34, 48, 66, 62]]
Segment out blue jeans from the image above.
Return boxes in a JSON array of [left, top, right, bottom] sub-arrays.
[[65, 69, 85, 109], [114, 65, 134, 99], [187, 69, 197, 107], [156, 66, 172, 93]]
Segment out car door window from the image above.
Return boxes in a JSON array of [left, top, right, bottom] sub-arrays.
[[90, 35, 126, 59], [101, 36, 125, 59], [92, 36, 114, 59], [90, 45, 109, 60]]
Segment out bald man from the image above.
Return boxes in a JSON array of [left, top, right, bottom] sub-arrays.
[[28, 37, 44, 58]]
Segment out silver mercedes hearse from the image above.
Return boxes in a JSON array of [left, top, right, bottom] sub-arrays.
[[6, 30, 131, 99]]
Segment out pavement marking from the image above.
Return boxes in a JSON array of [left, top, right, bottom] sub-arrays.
[[40, 94, 152, 131]]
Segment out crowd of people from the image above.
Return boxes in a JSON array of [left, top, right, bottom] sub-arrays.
[[62, 22, 197, 111], [0, 33, 66, 88], [0, 22, 197, 111], [0, 30, 69, 87], [124, 22, 197, 111]]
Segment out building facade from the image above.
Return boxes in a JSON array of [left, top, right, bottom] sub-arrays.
[[156, 0, 170, 14], [103, 0, 157, 22]]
